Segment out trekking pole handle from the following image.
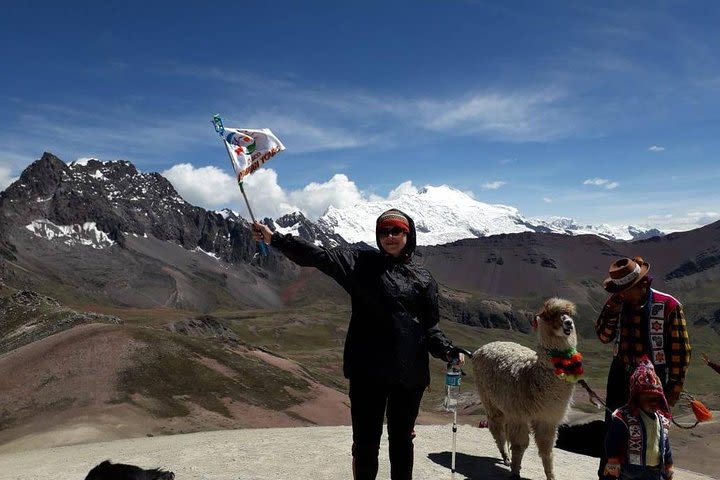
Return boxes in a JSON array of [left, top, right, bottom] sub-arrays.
[[446, 346, 473, 374]]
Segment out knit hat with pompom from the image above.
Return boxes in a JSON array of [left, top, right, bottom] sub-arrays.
[[629, 355, 671, 417]]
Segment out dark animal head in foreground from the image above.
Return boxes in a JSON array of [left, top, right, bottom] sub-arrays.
[[84, 460, 174, 480], [555, 420, 605, 458]]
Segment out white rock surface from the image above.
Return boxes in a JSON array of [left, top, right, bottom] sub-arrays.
[[0, 425, 713, 480]]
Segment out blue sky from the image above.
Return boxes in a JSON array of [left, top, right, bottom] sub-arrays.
[[2, 1, 720, 231]]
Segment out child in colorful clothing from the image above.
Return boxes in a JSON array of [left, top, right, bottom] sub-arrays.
[[604, 357, 674, 480]]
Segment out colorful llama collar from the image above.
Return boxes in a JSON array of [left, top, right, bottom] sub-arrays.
[[546, 347, 584, 383]]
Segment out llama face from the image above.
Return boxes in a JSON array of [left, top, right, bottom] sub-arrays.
[[537, 312, 575, 337]]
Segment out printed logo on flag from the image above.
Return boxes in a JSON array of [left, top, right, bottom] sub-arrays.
[[226, 132, 256, 155], [219, 126, 286, 183]]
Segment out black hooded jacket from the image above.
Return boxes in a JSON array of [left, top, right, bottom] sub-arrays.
[[269, 211, 453, 388]]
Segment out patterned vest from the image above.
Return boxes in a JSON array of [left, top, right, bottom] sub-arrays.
[[647, 289, 679, 366], [615, 288, 679, 382], [613, 405, 671, 469]]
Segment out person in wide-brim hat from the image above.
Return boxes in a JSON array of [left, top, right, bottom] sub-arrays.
[[602, 256, 650, 294], [594, 255, 691, 480]]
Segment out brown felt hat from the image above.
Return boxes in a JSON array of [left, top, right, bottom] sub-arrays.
[[603, 256, 650, 293]]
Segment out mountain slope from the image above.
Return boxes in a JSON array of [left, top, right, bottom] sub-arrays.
[[0, 153, 325, 310], [416, 220, 720, 340]]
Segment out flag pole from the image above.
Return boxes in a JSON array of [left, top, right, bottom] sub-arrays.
[[238, 182, 258, 223], [213, 115, 269, 256]]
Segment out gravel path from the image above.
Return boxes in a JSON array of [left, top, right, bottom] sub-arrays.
[[0, 425, 714, 480]]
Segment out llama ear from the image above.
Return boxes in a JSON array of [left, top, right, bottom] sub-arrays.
[[531, 315, 539, 330]]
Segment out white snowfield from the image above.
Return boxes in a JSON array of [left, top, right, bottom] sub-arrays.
[[25, 219, 115, 249], [317, 185, 659, 246], [0, 425, 713, 480]]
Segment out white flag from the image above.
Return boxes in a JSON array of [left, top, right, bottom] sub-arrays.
[[222, 128, 286, 182]]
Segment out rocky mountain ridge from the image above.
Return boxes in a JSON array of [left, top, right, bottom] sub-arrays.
[[0, 153, 262, 264]]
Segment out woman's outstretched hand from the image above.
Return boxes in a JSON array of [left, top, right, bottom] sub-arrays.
[[252, 222, 273, 244], [449, 352, 466, 366], [446, 346, 471, 366]]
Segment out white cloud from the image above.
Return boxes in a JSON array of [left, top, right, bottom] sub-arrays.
[[387, 181, 418, 199], [583, 178, 619, 189], [0, 151, 34, 191], [583, 178, 607, 186], [646, 211, 720, 232], [168, 62, 580, 143], [481, 180, 506, 190], [287, 174, 365, 218], [163, 163, 423, 220], [543, 197, 553, 203], [243, 169, 301, 219], [648, 145, 665, 152], [0, 164, 18, 191], [687, 211, 720, 224], [162, 164, 241, 207], [416, 89, 576, 141], [162, 164, 299, 220]]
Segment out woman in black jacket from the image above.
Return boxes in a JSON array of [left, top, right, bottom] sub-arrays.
[[252, 208, 464, 480]]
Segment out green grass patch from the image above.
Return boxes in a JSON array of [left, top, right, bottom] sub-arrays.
[[116, 326, 312, 419]]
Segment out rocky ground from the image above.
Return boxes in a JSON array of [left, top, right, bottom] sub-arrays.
[[0, 425, 716, 480]]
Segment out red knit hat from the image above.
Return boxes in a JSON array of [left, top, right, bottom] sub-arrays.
[[376, 209, 410, 233], [629, 356, 671, 417]]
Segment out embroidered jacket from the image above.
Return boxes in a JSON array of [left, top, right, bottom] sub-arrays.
[[595, 288, 691, 398], [604, 405, 673, 479]]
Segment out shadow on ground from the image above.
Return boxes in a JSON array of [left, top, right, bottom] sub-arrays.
[[427, 451, 519, 480]]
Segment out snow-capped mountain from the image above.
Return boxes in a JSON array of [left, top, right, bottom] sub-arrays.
[[316, 185, 663, 246], [536, 217, 665, 242], [0, 154, 663, 261]]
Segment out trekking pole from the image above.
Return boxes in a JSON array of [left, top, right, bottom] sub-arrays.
[[451, 406, 458, 478], [444, 347, 473, 479]]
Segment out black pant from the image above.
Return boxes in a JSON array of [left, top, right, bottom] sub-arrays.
[[349, 378, 425, 480], [598, 359, 633, 480]]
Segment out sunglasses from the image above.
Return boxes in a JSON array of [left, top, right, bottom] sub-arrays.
[[378, 227, 407, 237]]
